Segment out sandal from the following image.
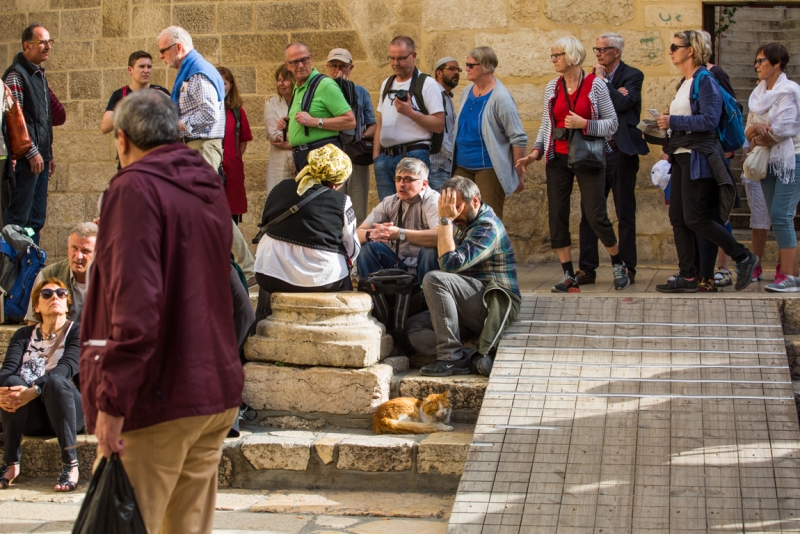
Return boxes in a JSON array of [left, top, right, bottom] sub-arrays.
[[55, 460, 79, 492], [0, 462, 19, 489]]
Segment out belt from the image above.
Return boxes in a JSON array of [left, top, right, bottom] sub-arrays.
[[292, 138, 338, 153], [182, 137, 218, 144], [380, 143, 430, 156]]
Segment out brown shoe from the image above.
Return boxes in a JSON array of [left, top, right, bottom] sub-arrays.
[[628, 271, 635, 284], [574, 270, 596, 285]]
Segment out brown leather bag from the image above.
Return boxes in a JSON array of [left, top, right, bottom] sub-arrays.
[[3, 81, 33, 159]]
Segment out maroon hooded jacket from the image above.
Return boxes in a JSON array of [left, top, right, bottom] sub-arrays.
[[79, 143, 244, 434]]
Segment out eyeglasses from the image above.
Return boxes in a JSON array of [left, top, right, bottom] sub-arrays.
[[387, 52, 413, 63], [28, 39, 54, 47], [550, 53, 566, 60], [592, 47, 617, 54], [443, 66, 463, 73], [159, 43, 177, 55], [754, 57, 771, 66], [669, 44, 690, 53], [40, 288, 68, 300], [287, 56, 311, 67], [393, 175, 421, 183], [465, 62, 482, 70], [326, 62, 351, 70]]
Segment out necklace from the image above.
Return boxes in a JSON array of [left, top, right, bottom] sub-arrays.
[[40, 323, 63, 341]]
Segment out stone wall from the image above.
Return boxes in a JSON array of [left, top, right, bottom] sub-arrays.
[[0, 0, 704, 263]]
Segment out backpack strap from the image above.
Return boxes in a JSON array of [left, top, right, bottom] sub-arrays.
[[690, 69, 714, 101], [233, 107, 241, 159], [300, 73, 326, 136], [122, 86, 128, 98], [381, 75, 397, 104], [412, 69, 429, 115]]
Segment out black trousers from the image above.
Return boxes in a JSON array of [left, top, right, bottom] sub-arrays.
[[254, 272, 353, 322], [546, 153, 618, 250], [579, 149, 639, 275], [291, 137, 343, 173], [668, 153, 747, 277], [2, 374, 84, 465]]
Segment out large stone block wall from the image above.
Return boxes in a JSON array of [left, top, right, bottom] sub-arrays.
[[1, 0, 706, 263]]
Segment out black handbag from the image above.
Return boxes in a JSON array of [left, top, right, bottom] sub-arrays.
[[344, 137, 374, 166], [561, 77, 606, 170]]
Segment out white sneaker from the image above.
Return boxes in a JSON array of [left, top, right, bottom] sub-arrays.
[[765, 275, 799, 293]]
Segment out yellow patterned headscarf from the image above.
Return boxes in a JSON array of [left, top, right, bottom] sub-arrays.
[[295, 144, 353, 195]]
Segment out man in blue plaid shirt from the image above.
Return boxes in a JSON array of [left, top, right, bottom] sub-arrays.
[[407, 176, 521, 377]]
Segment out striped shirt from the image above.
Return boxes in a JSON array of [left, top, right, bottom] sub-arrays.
[[533, 75, 618, 162], [439, 203, 519, 296], [178, 74, 226, 139]]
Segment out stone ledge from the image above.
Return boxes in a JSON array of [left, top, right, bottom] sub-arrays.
[[240, 432, 315, 471], [417, 433, 472, 476], [398, 371, 488, 412], [336, 435, 415, 472]]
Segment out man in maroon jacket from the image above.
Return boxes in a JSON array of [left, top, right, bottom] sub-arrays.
[[79, 90, 243, 534]]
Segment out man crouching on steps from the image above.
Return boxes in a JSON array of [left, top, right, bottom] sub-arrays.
[[407, 177, 520, 377], [79, 90, 243, 534]]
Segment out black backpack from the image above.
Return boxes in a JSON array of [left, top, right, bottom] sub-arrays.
[[380, 68, 444, 155], [291, 74, 363, 144]]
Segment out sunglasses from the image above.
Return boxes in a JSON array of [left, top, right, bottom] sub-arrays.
[[394, 175, 421, 183], [465, 62, 480, 69], [40, 288, 68, 300], [669, 44, 691, 53]]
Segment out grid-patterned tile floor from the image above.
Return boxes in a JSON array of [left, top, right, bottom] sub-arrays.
[[448, 296, 800, 533]]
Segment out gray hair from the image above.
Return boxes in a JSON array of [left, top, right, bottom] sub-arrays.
[[396, 157, 429, 181], [158, 26, 193, 52], [468, 46, 498, 74], [69, 222, 98, 239], [113, 90, 180, 151], [598, 32, 625, 54], [552, 36, 586, 67], [700, 30, 713, 63], [441, 176, 481, 203]]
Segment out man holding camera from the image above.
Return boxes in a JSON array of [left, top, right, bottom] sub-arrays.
[[373, 36, 445, 201]]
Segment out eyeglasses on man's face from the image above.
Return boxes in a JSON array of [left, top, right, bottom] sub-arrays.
[[28, 39, 54, 47], [387, 52, 413, 63], [159, 42, 177, 55], [287, 56, 311, 67], [394, 175, 421, 183], [443, 66, 463, 73], [592, 47, 617, 54]]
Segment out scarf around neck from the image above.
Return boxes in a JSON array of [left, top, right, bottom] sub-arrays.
[[171, 49, 225, 108], [748, 72, 800, 184]]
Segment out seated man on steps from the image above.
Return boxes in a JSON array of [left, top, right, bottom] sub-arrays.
[[356, 157, 439, 284], [406, 177, 520, 377]]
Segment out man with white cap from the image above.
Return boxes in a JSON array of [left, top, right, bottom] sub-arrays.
[[429, 57, 460, 192], [326, 48, 376, 223]]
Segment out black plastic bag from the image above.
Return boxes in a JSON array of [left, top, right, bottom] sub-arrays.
[[72, 453, 146, 534]]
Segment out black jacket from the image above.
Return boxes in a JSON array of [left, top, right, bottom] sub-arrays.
[[0, 322, 81, 387], [606, 61, 649, 156]]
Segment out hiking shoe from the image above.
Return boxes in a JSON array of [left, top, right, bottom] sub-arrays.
[[575, 269, 596, 285], [473, 354, 494, 377], [668, 272, 679, 282], [735, 252, 758, 291], [714, 269, 732, 287], [612, 263, 630, 290], [752, 265, 763, 282], [698, 276, 718, 292], [656, 276, 699, 293], [775, 263, 786, 285], [765, 275, 800, 293], [420, 355, 471, 377], [552, 271, 580, 293]]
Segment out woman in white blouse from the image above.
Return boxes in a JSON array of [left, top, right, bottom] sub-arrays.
[[264, 65, 296, 194]]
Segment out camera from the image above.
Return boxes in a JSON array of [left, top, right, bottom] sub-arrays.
[[393, 89, 409, 102], [552, 127, 569, 141]]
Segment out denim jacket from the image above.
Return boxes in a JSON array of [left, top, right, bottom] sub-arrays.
[[668, 66, 723, 179]]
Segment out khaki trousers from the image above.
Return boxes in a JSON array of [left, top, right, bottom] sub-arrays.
[[94, 408, 237, 534], [341, 164, 370, 224], [185, 138, 223, 171], [453, 166, 505, 219]]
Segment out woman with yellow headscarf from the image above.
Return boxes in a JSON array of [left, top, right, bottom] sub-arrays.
[[253, 144, 359, 314]]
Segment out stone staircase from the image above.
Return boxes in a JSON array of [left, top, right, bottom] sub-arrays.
[[717, 6, 800, 230]]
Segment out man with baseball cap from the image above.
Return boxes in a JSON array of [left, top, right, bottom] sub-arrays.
[[326, 48, 376, 223], [428, 57, 460, 192]]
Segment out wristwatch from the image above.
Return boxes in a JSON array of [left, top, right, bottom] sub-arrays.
[[365, 231, 371, 242], [317, 117, 324, 128], [439, 217, 453, 225], [398, 229, 406, 242], [33, 384, 41, 396]]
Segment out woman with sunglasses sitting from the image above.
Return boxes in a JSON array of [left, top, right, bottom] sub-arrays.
[[0, 278, 83, 492]]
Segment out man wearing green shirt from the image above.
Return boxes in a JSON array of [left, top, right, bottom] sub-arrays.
[[278, 42, 355, 171]]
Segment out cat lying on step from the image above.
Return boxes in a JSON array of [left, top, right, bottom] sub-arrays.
[[372, 391, 453, 434]]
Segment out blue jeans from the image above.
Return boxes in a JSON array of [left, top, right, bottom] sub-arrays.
[[3, 158, 50, 245], [761, 155, 800, 250], [373, 150, 431, 201], [427, 167, 451, 193], [357, 241, 439, 284]]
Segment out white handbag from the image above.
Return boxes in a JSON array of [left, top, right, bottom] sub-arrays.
[[743, 146, 770, 181]]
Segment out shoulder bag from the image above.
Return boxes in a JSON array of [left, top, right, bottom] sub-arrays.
[[3, 82, 33, 159], [562, 76, 606, 170]]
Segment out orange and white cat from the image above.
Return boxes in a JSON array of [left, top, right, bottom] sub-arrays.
[[372, 391, 453, 434]]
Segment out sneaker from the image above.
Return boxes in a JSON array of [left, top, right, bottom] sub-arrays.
[[751, 265, 763, 282], [552, 271, 580, 293], [420, 355, 471, 377], [668, 272, 679, 282], [714, 269, 732, 287], [612, 262, 630, 290], [735, 252, 759, 291], [775, 263, 786, 285], [698, 276, 718, 292], [765, 274, 800, 293], [656, 276, 699, 293], [574, 269, 596, 285]]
